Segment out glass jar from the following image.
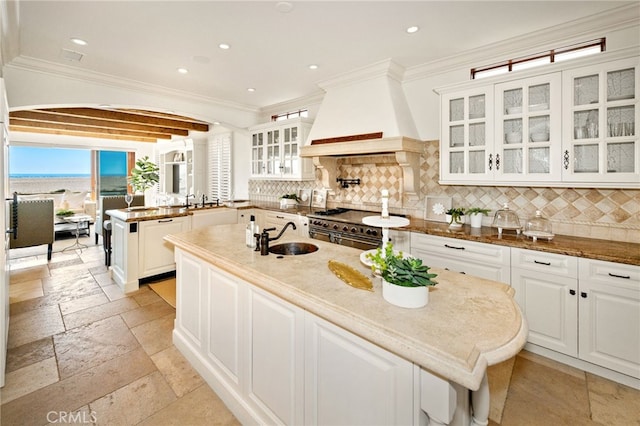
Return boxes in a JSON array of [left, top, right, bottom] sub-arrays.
[[491, 203, 521, 235], [524, 210, 554, 242]]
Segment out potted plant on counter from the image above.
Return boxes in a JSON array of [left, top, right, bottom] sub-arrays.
[[280, 193, 300, 209], [366, 243, 438, 308], [445, 207, 465, 228], [466, 207, 491, 228]]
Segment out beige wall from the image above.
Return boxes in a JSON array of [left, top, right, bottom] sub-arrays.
[[249, 141, 639, 244]]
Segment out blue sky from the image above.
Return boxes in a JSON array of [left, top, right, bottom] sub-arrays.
[[9, 147, 127, 176]]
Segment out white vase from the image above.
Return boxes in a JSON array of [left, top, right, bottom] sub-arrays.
[[382, 279, 429, 308], [445, 214, 465, 228], [469, 212, 483, 228]]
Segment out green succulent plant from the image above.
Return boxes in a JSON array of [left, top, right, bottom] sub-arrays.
[[446, 207, 466, 224], [366, 243, 438, 288]]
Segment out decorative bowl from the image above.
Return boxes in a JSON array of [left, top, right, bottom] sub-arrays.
[[530, 132, 549, 142]]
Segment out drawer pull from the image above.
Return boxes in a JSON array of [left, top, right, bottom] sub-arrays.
[[158, 219, 173, 223], [444, 244, 465, 250], [608, 272, 630, 280], [581, 292, 588, 298], [569, 289, 576, 296], [276, 215, 285, 219], [534, 260, 551, 266]]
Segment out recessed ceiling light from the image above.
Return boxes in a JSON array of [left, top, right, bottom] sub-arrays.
[[177, 68, 189, 74], [276, 2, 294, 13], [406, 26, 419, 34], [219, 43, 230, 50], [70, 37, 87, 46], [213, 121, 221, 125], [309, 64, 318, 70], [247, 88, 256, 92]]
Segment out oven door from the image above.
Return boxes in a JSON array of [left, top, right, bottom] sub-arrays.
[[309, 228, 379, 251]]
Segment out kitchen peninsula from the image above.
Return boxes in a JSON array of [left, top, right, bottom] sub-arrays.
[[106, 206, 238, 292], [165, 224, 528, 426]]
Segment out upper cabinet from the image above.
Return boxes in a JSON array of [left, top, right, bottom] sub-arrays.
[[250, 118, 314, 180], [562, 58, 639, 184], [157, 139, 207, 198], [438, 54, 639, 188]]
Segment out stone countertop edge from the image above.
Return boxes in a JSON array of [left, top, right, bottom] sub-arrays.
[[165, 224, 528, 391], [107, 202, 638, 266]]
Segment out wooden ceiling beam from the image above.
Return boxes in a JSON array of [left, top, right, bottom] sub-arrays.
[[10, 110, 188, 136], [10, 119, 171, 140], [9, 125, 159, 143], [42, 108, 209, 132]]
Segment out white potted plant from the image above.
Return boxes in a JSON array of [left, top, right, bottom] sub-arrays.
[[466, 207, 491, 228], [280, 193, 299, 208], [366, 243, 438, 308], [445, 207, 465, 228]]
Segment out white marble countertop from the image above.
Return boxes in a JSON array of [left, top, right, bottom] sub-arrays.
[[165, 224, 528, 391]]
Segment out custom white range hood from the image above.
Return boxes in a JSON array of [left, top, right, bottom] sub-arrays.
[[300, 60, 428, 195]]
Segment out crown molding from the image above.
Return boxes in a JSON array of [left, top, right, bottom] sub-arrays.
[[260, 90, 325, 117], [317, 58, 406, 90], [404, 3, 640, 82], [5, 56, 260, 114]]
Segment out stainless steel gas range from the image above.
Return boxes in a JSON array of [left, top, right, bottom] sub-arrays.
[[307, 208, 384, 251]]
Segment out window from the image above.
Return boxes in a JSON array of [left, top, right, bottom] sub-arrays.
[[208, 132, 232, 202], [97, 150, 128, 196], [471, 38, 605, 80], [271, 109, 308, 121]]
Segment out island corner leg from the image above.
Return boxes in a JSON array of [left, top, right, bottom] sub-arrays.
[[471, 372, 490, 426]]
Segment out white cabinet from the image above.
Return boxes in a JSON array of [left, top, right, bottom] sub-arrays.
[[511, 248, 579, 356], [138, 216, 190, 278], [190, 208, 238, 229], [440, 85, 494, 182], [246, 286, 305, 425], [562, 57, 639, 186], [304, 313, 414, 426], [512, 249, 640, 380], [578, 258, 640, 379], [440, 73, 562, 184], [250, 118, 314, 180], [173, 249, 427, 426], [438, 55, 640, 188], [494, 73, 563, 182], [410, 233, 511, 285], [157, 139, 206, 198]]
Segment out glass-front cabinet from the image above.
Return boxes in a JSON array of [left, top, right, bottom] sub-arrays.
[[494, 73, 562, 182], [440, 86, 494, 182], [438, 54, 639, 188], [249, 118, 314, 180], [562, 57, 639, 184]]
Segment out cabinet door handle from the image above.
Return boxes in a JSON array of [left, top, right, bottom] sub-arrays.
[[608, 272, 631, 279], [158, 219, 173, 223], [444, 244, 465, 250], [488, 154, 493, 171], [581, 292, 588, 298], [563, 150, 570, 170], [569, 289, 576, 296], [534, 260, 551, 266], [496, 153, 500, 171]]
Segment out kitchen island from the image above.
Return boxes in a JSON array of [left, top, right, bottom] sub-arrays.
[[165, 224, 527, 425]]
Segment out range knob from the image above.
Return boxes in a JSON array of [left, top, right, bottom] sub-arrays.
[[322, 223, 328, 228], [366, 229, 372, 235], [333, 224, 338, 230], [342, 226, 348, 232], [351, 227, 357, 233], [371, 230, 378, 236]]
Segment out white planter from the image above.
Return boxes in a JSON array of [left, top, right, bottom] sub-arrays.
[[445, 214, 465, 228], [469, 212, 484, 228], [382, 279, 429, 308]]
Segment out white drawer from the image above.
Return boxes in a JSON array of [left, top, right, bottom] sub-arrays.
[[410, 233, 510, 266], [511, 247, 578, 278], [579, 258, 640, 287]]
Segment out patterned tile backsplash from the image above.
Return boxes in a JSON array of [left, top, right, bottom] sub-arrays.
[[249, 141, 639, 243]]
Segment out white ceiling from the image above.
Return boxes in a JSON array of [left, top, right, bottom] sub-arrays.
[[11, 1, 634, 110]]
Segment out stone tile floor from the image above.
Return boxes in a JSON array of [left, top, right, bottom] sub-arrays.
[[1, 235, 639, 425]]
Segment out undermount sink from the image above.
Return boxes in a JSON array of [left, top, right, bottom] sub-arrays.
[[269, 242, 319, 256]]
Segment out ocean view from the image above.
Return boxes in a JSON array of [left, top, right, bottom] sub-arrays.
[[9, 174, 127, 195]]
